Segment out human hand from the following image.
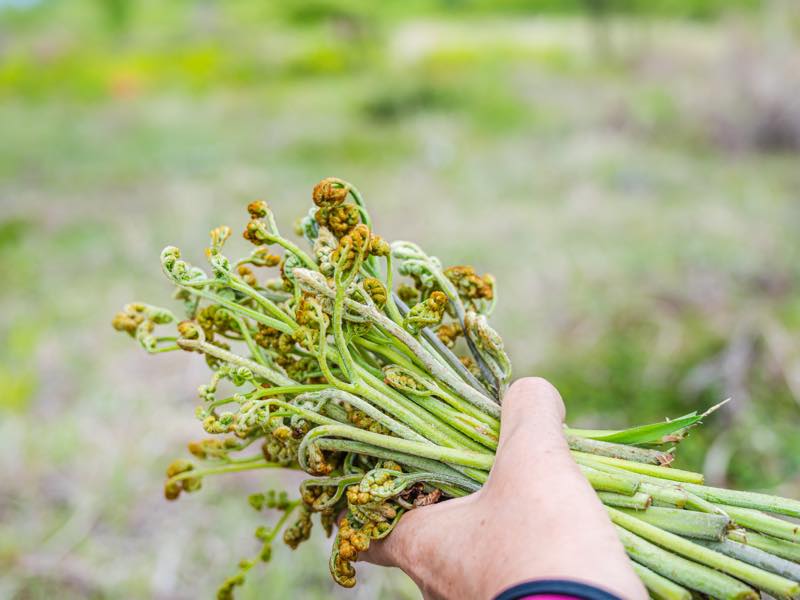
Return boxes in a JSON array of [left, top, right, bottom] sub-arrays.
[[361, 377, 647, 600]]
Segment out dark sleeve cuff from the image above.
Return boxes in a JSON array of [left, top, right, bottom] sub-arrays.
[[493, 579, 623, 600]]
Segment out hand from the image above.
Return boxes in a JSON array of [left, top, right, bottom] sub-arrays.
[[361, 377, 647, 600]]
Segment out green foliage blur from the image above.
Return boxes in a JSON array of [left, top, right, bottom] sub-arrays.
[[1, 0, 799, 598]]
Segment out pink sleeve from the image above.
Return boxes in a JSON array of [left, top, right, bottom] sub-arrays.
[[520, 596, 580, 600]]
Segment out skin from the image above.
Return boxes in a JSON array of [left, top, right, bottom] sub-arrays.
[[361, 377, 648, 600]]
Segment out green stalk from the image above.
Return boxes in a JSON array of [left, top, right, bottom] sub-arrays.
[[253, 384, 329, 398], [166, 459, 280, 484], [350, 343, 383, 374], [315, 315, 359, 394], [180, 283, 296, 335], [419, 262, 499, 394], [417, 327, 495, 398], [149, 345, 180, 354], [404, 393, 498, 450], [696, 539, 800, 582], [425, 381, 500, 430], [352, 365, 491, 453], [265, 501, 302, 542], [721, 505, 800, 543], [631, 561, 691, 600], [682, 483, 800, 519], [177, 338, 297, 387], [608, 507, 800, 599], [639, 483, 689, 509], [227, 276, 298, 329], [566, 435, 671, 465], [351, 345, 385, 380], [728, 529, 800, 563], [318, 401, 350, 423], [619, 506, 729, 541], [353, 379, 486, 452], [354, 337, 416, 370], [598, 491, 653, 510], [363, 328, 424, 368], [579, 465, 639, 496], [356, 336, 499, 430], [262, 229, 318, 271], [575, 457, 723, 515], [574, 452, 704, 484], [258, 399, 342, 428], [332, 257, 361, 382], [300, 388, 427, 443], [387, 470, 485, 496], [382, 253, 404, 325], [315, 438, 481, 492], [229, 313, 268, 367], [298, 424, 494, 471], [615, 525, 758, 600]]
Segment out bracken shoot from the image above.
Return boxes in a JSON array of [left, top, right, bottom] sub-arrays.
[[113, 178, 800, 600]]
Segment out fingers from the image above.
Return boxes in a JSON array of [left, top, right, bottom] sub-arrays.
[[359, 502, 426, 567], [359, 535, 395, 567], [360, 494, 475, 569]]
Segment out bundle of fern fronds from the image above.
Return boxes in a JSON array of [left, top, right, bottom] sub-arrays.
[[113, 178, 800, 600]]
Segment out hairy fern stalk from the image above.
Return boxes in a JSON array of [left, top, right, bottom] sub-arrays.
[[113, 178, 800, 600]]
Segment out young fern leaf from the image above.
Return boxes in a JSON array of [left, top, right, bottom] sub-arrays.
[[568, 399, 730, 446]]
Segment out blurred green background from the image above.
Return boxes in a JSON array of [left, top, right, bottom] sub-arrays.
[[1, 0, 799, 598]]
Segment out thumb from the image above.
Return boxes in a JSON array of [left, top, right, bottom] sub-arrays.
[[487, 377, 570, 492], [498, 376, 566, 448]]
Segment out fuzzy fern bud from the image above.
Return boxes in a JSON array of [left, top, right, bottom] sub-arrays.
[[403, 291, 448, 334], [312, 177, 349, 208]]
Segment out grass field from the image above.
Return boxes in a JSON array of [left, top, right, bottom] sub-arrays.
[[1, 3, 799, 598]]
